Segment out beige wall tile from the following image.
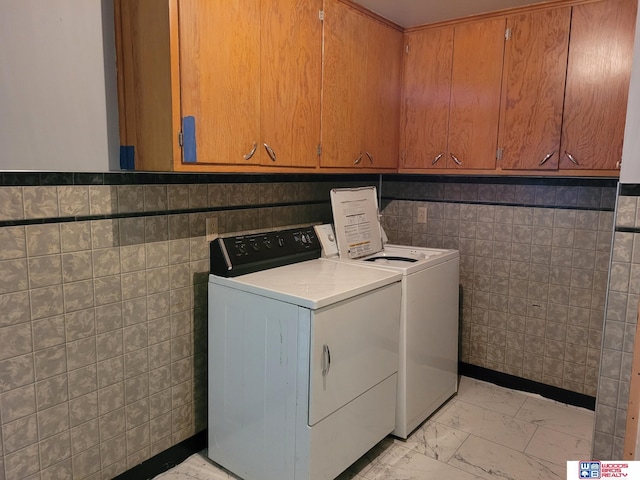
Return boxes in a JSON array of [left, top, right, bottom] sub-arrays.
[[89, 186, 118, 216], [2, 413, 37, 454], [70, 418, 99, 456], [34, 345, 67, 381], [39, 430, 71, 469], [58, 186, 89, 217], [23, 187, 59, 219], [100, 434, 126, 472], [69, 391, 98, 428], [0, 259, 28, 294], [35, 374, 68, 411], [0, 292, 30, 328], [0, 355, 33, 394], [0, 323, 32, 361]]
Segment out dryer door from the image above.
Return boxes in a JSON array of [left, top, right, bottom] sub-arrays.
[[308, 282, 400, 425]]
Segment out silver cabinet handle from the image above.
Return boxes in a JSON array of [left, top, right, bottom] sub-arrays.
[[243, 142, 257, 160], [321, 344, 331, 376], [354, 153, 363, 165], [564, 151, 579, 165], [431, 153, 444, 165], [365, 151, 374, 164], [450, 153, 462, 166], [264, 143, 276, 162], [539, 152, 554, 166], [616, 159, 622, 169]]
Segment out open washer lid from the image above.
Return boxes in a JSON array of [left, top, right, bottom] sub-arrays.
[[330, 186, 384, 259]]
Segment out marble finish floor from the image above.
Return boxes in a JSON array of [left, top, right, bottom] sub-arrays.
[[155, 376, 594, 480]]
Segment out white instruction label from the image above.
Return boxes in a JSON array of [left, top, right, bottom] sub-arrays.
[[330, 187, 382, 259]]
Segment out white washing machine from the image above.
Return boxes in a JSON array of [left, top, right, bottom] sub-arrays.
[[320, 187, 460, 439], [208, 226, 402, 480]]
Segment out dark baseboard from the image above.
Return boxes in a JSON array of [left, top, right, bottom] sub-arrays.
[[460, 362, 596, 411], [114, 430, 207, 480]]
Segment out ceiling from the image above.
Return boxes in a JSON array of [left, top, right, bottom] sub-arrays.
[[351, 0, 556, 27]]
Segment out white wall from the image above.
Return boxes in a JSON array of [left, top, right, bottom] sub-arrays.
[[0, 0, 119, 172], [620, 3, 640, 183]]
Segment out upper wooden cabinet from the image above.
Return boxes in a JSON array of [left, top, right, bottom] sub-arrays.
[[402, 26, 454, 170], [498, 7, 571, 170], [115, 0, 322, 172], [559, 0, 637, 171], [320, 0, 403, 169], [402, 0, 636, 176], [448, 18, 505, 170], [401, 17, 505, 170]]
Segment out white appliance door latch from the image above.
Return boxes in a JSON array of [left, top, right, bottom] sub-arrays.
[[322, 344, 331, 376]]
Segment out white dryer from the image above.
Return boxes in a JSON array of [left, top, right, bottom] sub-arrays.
[[208, 226, 402, 480], [322, 187, 460, 439]]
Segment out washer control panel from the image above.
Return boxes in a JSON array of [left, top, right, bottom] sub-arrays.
[[210, 226, 321, 277]]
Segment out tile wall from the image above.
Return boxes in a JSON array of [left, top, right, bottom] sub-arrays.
[[593, 191, 640, 459], [0, 173, 626, 475], [380, 178, 617, 397], [0, 174, 374, 480]]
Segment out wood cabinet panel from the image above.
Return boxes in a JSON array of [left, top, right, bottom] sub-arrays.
[[116, 0, 176, 171], [560, 0, 637, 170], [499, 7, 571, 170], [179, 0, 261, 165], [363, 19, 403, 169], [261, 0, 322, 167], [448, 18, 505, 169], [320, 1, 368, 167], [320, 0, 402, 170], [401, 27, 454, 170]]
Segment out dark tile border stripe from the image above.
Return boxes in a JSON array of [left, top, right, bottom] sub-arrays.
[[460, 362, 596, 410], [620, 184, 640, 196], [615, 226, 640, 234], [0, 200, 331, 229], [0, 172, 381, 186], [114, 430, 207, 480], [385, 174, 618, 188], [381, 196, 615, 212], [0, 171, 620, 187]]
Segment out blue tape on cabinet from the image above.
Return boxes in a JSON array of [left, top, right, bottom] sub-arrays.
[[119, 146, 135, 170], [182, 116, 197, 163]]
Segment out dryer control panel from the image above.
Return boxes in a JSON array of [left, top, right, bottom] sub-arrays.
[[210, 226, 321, 277]]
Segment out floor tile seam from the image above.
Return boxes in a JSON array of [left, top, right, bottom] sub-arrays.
[[380, 436, 494, 480], [437, 410, 539, 453], [454, 397, 540, 429], [526, 422, 594, 444], [444, 429, 478, 471], [521, 423, 541, 454], [445, 432, 536, 478], [429, 418, 473, 440], [402, 421, 471, 464], [521, 449, 574, 471], [454, 396, 528, 419], [367, 441, 413, 472], [356, 443, 412, 480]]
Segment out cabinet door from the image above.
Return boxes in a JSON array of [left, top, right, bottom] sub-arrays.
[[320, 0, 368, 168], [115, 0, 177, 171], [261, 0, 322, 167], [499, 8, 570, 170], [560, 0, 637, 170], [362, 19, 403, 169], [448, 18, 505, 169], [401, 27, 454, 170], [179, 0, 261, 165]]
